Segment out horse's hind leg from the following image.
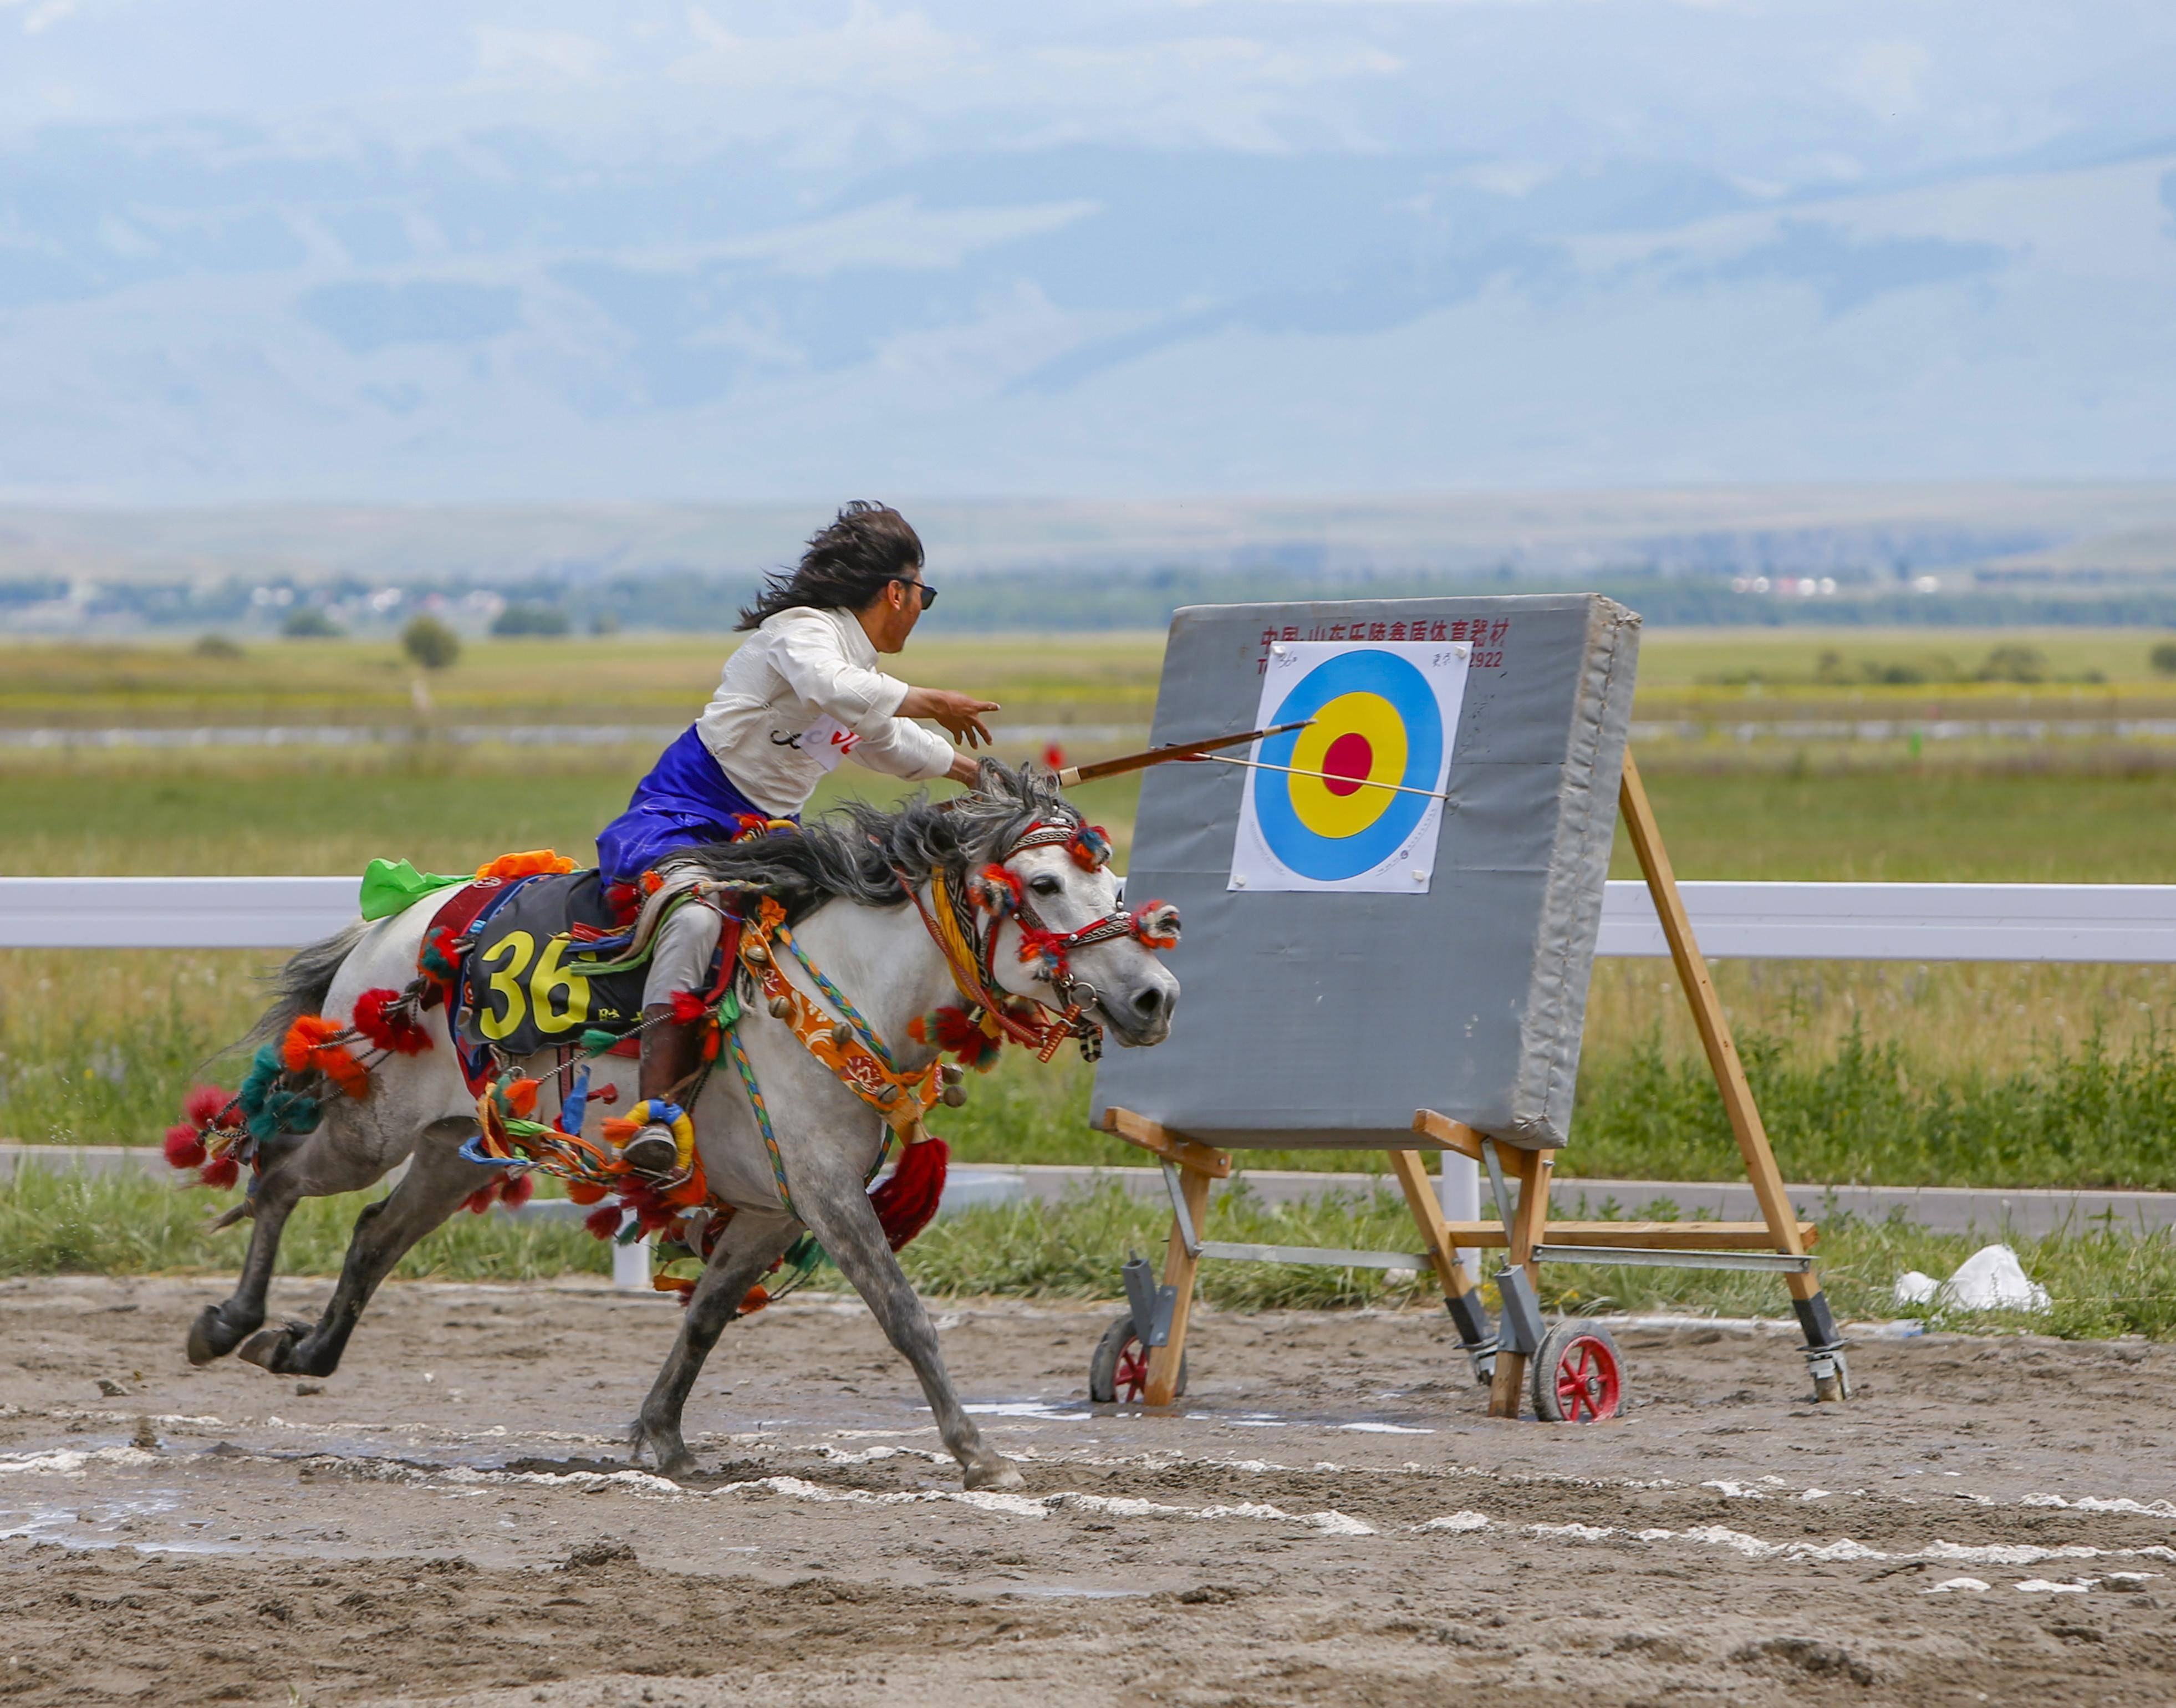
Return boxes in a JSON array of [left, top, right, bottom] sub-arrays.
[[792, 1175, 1023, 1492], [187, 1129, 396, 1365], [631, 1209, 800, 1477], [239, 1119, 490, 1379]]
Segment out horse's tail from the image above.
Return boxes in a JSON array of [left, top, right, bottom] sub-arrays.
[[236, 919, 370, 1056]]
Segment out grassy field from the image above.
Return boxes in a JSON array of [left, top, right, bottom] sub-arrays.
[[0, 631, 1164, 733]]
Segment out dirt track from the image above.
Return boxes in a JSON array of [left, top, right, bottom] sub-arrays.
[[4, 1274, 2175, 1706]]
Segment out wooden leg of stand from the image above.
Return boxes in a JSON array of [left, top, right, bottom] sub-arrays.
[[1144, 1161, 1213, 1406], [1486, 1148, 1553, 1419], [1388, 1149, 1480, 1302], [1619, 752, 1815, 1302]]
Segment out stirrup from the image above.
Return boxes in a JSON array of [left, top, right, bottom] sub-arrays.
[[619, 1124, 681, 1179]]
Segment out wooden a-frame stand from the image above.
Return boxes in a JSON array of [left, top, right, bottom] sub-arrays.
[[1099, 751, 1851, 1418]]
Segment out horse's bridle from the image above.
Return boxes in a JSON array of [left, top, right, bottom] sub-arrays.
[[894, 816, 1180, 1061]]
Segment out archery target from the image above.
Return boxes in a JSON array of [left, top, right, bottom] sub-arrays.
[[1230, 642, 1471, 893]]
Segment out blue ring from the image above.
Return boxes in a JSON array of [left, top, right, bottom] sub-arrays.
[[1253, 651, 1442, 881]]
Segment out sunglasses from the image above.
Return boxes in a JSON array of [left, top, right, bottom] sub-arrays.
[[894, 577, 937, 609]]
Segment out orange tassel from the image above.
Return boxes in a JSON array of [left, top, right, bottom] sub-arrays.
[[475, 849, 575, 883], [280, 1014, 370, 1100]]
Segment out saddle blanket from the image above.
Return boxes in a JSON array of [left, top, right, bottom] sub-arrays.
[[457, 870, 653, 1061]]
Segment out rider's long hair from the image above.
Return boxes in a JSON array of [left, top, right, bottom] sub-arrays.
[[736, 501, 924, 631]]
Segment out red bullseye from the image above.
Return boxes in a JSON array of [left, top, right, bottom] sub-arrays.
[[1321, 732, 1373, 797]]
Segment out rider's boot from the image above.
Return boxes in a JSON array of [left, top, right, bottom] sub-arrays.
[[618, 1003, 706, 1180]]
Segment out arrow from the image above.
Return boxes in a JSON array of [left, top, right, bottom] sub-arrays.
[[1192, 752, 1451, 804], [1053, 720, 1314, 787]]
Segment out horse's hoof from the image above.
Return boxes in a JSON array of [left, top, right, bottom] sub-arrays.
[[631, 1422, 692, 1478], [963, 1456, 1026, 1492], [186, 1305, 249, 1367], [237, 1322, 308, 1374]]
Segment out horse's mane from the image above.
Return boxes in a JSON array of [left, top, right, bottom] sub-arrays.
[[673, 759, 1080, 920]]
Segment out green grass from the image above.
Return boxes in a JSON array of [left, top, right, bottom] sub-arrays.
[[9, 1166, 2170, 1339], [1616, 764, 2176, 883], [1569, 1024, 2176, 1189]]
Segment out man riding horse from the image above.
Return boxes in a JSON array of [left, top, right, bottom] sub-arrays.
[[597, 501, 1001, 1180]]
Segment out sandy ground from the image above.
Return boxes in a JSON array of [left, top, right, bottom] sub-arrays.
[[3, 1274, 2175, 1707]]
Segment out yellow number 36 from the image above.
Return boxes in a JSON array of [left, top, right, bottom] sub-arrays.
[[476, 931, 592, 1042]]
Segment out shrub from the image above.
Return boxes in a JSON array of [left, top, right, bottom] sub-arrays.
[[400, 614, 462, 671], [279, 606, 343, 639], [491, 603, 571, 638]]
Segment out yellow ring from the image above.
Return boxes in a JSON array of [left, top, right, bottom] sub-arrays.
[[1287, 692, 1405, 839]]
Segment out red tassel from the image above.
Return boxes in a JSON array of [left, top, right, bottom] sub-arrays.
[[182, 1084, 230, 1129], [352, 988, 432, 1054], [200, 1154, 241, 1190], [499, 1171, 534, 1210], [667, 989, 710, 1024], [463, 1185, 495, 1214], [869, 1135, 949, 1252], [163, 1124, 207, 1171], [584, 1204, 624, 1241]]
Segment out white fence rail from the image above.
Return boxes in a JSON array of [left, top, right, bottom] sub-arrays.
[[4, 875, 2176, 961]]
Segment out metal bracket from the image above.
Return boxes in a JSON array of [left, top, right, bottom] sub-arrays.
[[1121, 1253, 1178, 1349], [1479, 1137, 1516, 1231], [1492, 1264, 1544, 1357], [1160, 1159, 1201, 1259], [1197, 1241, 1436, 1270], [1531, 1243, 1813, 1273]]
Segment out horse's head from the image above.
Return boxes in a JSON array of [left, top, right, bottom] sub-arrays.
[[958, 767, 1180, 1048]]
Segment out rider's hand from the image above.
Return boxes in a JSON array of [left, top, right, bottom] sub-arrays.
[[899, 687, 1000, 749]]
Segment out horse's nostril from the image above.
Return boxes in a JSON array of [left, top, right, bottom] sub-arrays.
[[1132, 986, 1166, 1019]]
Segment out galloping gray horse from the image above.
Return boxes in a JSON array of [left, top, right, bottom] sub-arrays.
[[184, 764, 1178, 1490]]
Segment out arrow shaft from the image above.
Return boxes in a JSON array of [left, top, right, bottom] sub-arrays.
[[1193, 751, 1450, 804]]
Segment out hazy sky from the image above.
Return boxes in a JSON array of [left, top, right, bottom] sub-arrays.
[[3, 2, 2173, 501]]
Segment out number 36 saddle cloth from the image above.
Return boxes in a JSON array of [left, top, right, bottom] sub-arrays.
[[455, 869, 723, 1064]]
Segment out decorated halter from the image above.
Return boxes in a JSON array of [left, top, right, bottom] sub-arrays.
[[898, 816, 1180, 1065], [972, 819, 1179, 1020]]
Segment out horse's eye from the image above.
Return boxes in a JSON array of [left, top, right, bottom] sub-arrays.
[[1029, 874, 1063, 896]]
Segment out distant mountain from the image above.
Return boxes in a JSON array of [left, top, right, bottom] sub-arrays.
[[4, 116, 2175, 502]]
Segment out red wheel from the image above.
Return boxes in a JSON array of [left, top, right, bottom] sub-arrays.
[[1088, 1311, 1186, 1404], [1112, 1335, 1150, 1404], [1532, 1320, 1623, 1423]]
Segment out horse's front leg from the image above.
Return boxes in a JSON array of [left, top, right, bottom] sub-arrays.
[[792, 1165, 1022, 1491], [630, 1207, 799, 1477]]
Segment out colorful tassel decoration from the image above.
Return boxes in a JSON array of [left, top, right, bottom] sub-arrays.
[[351, 987, 432, 1054], [968, 863, 1022, 917], [1067, 824, 1113, 871], [239, 1044, 320, 1144], [1130, 899, 1182, 950], [162, 1123, 207, 1171], [909, 1006, 1003, 1071], [869, 1135, 949, 1252], [474, 849, 575, 883], [281, 1014, 372, 1101]]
